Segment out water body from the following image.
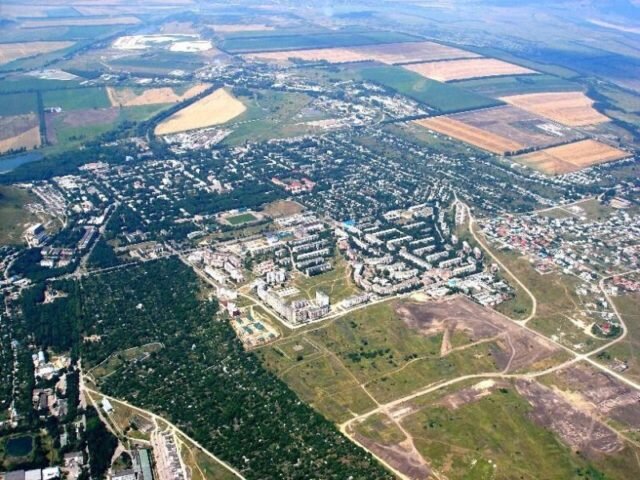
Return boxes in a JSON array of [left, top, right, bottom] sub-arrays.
[[0, 151, 43, 174], [5, 435, 33, 457]]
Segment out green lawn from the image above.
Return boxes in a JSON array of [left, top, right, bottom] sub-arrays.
[[359, 66, 502, 114], [0, 186, 45, 246]]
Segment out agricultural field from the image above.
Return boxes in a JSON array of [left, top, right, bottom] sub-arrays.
[[0, 41, 74, 65], [220, 30, 422, 53], [515, 139, 631, 174], [359, 66, 501, 114], [106, 84, 209, 107], [19, 16, 141, 28], [0, 114, 41, 155], [454, 74, 582, 97], [0, 92, 38, 116], [415, 105, 584, 155], [210, 24, 275, 33], [501, 91, 610, 126], [404, 58, 538, 82], [155, 88, 246, 135], [43, 87, 110, 111], [245, 41, 478, 65], [414, 116, 524, 155]]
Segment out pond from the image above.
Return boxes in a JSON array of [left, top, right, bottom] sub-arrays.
[[5, 435, 33, 457]]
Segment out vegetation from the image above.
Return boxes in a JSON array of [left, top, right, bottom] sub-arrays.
[[359, 66, 502, 114]]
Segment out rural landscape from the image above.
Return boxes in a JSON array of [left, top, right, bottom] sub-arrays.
[[1, 1, 640, 480]]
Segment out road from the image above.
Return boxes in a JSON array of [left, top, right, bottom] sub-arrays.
[[81, 382, 246, 480]]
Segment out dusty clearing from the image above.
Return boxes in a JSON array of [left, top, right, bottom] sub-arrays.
[[415, 116, 524, 155], [516, 139, 630, 174], [263, 200, 304, 218], [553, 364, 640, 429], [212, 24, 275, 32], [515, 379, 624, 454], [396, 296, 561, 372], [501, 91, 610, 126], [0, 114, 41, 154], [20, 16, 140, 28], [155, 88, 246, 135], [404, 58, 537, 82], [107, 84, 209, 107], [0, 41, 74, 65], [245, 41, 477, 65]]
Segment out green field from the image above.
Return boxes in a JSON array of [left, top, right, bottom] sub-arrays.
[[43, 87, 110, 110], [88, 342, 164, 381], [454, 74, 581, 97], [359, 66, 501, 114], [220, 30, 421, 53], [0, 186, 49, 246], [293, 254, 359, 304], [226, 212, 258, 225], [0, 92, 38, 115], [0, 77, 83, 94]]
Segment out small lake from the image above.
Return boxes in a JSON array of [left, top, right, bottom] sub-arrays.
[[0, 151, 43, 174]]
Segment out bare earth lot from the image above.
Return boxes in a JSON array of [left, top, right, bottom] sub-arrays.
[[0, 41, 74, 65], [245, 41, 478, 65], [403, 57, 537, 82], [501, 91, 610, 126], [107, 84, 209, 107], [516, 139, 631, 174], [155, 88, 246, 135], [0, 114, 41, 154]]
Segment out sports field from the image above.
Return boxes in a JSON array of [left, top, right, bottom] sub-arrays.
[[226, 212, 258, 226], [155, 88, 246, 135]]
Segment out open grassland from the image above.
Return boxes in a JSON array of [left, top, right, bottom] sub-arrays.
[[245, 41, 478, 65], [293, 255, 359, 304], [221, 30, 421, 53], [516, 139, 631, 174], [0, 41, 74, 65], [43, 87, 110, 110], [155, 88, 246, 135], [501, 91, 610, 126], [404, 58, 538, 82], [177, 434, 239, 480], [262, 199, 304, 218], [0, 186, 42, 245], [394, 379, 640, 480], [415, 116, 524, 155], [87, 342, 164, 381], [20, 16, 141, 28], [107, 83, 208, 107], [359, 66, 501, 114], [0, 114, 41, 155]]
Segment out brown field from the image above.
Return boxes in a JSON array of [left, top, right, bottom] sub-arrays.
[[414, 116, 524, 155], [0, 114, 41, 154], [404, 58, 537, 82], [262, 200, 304, 218], [0, 41, 74, 65], [20, 16, 141, 28], [107, 83, 209, 107], [501, 92, 610, 127], [211, 24, 275, 33], [245, 41, 478, 65], [154, 88, 246, 135], [516, 139, 631, 174]]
